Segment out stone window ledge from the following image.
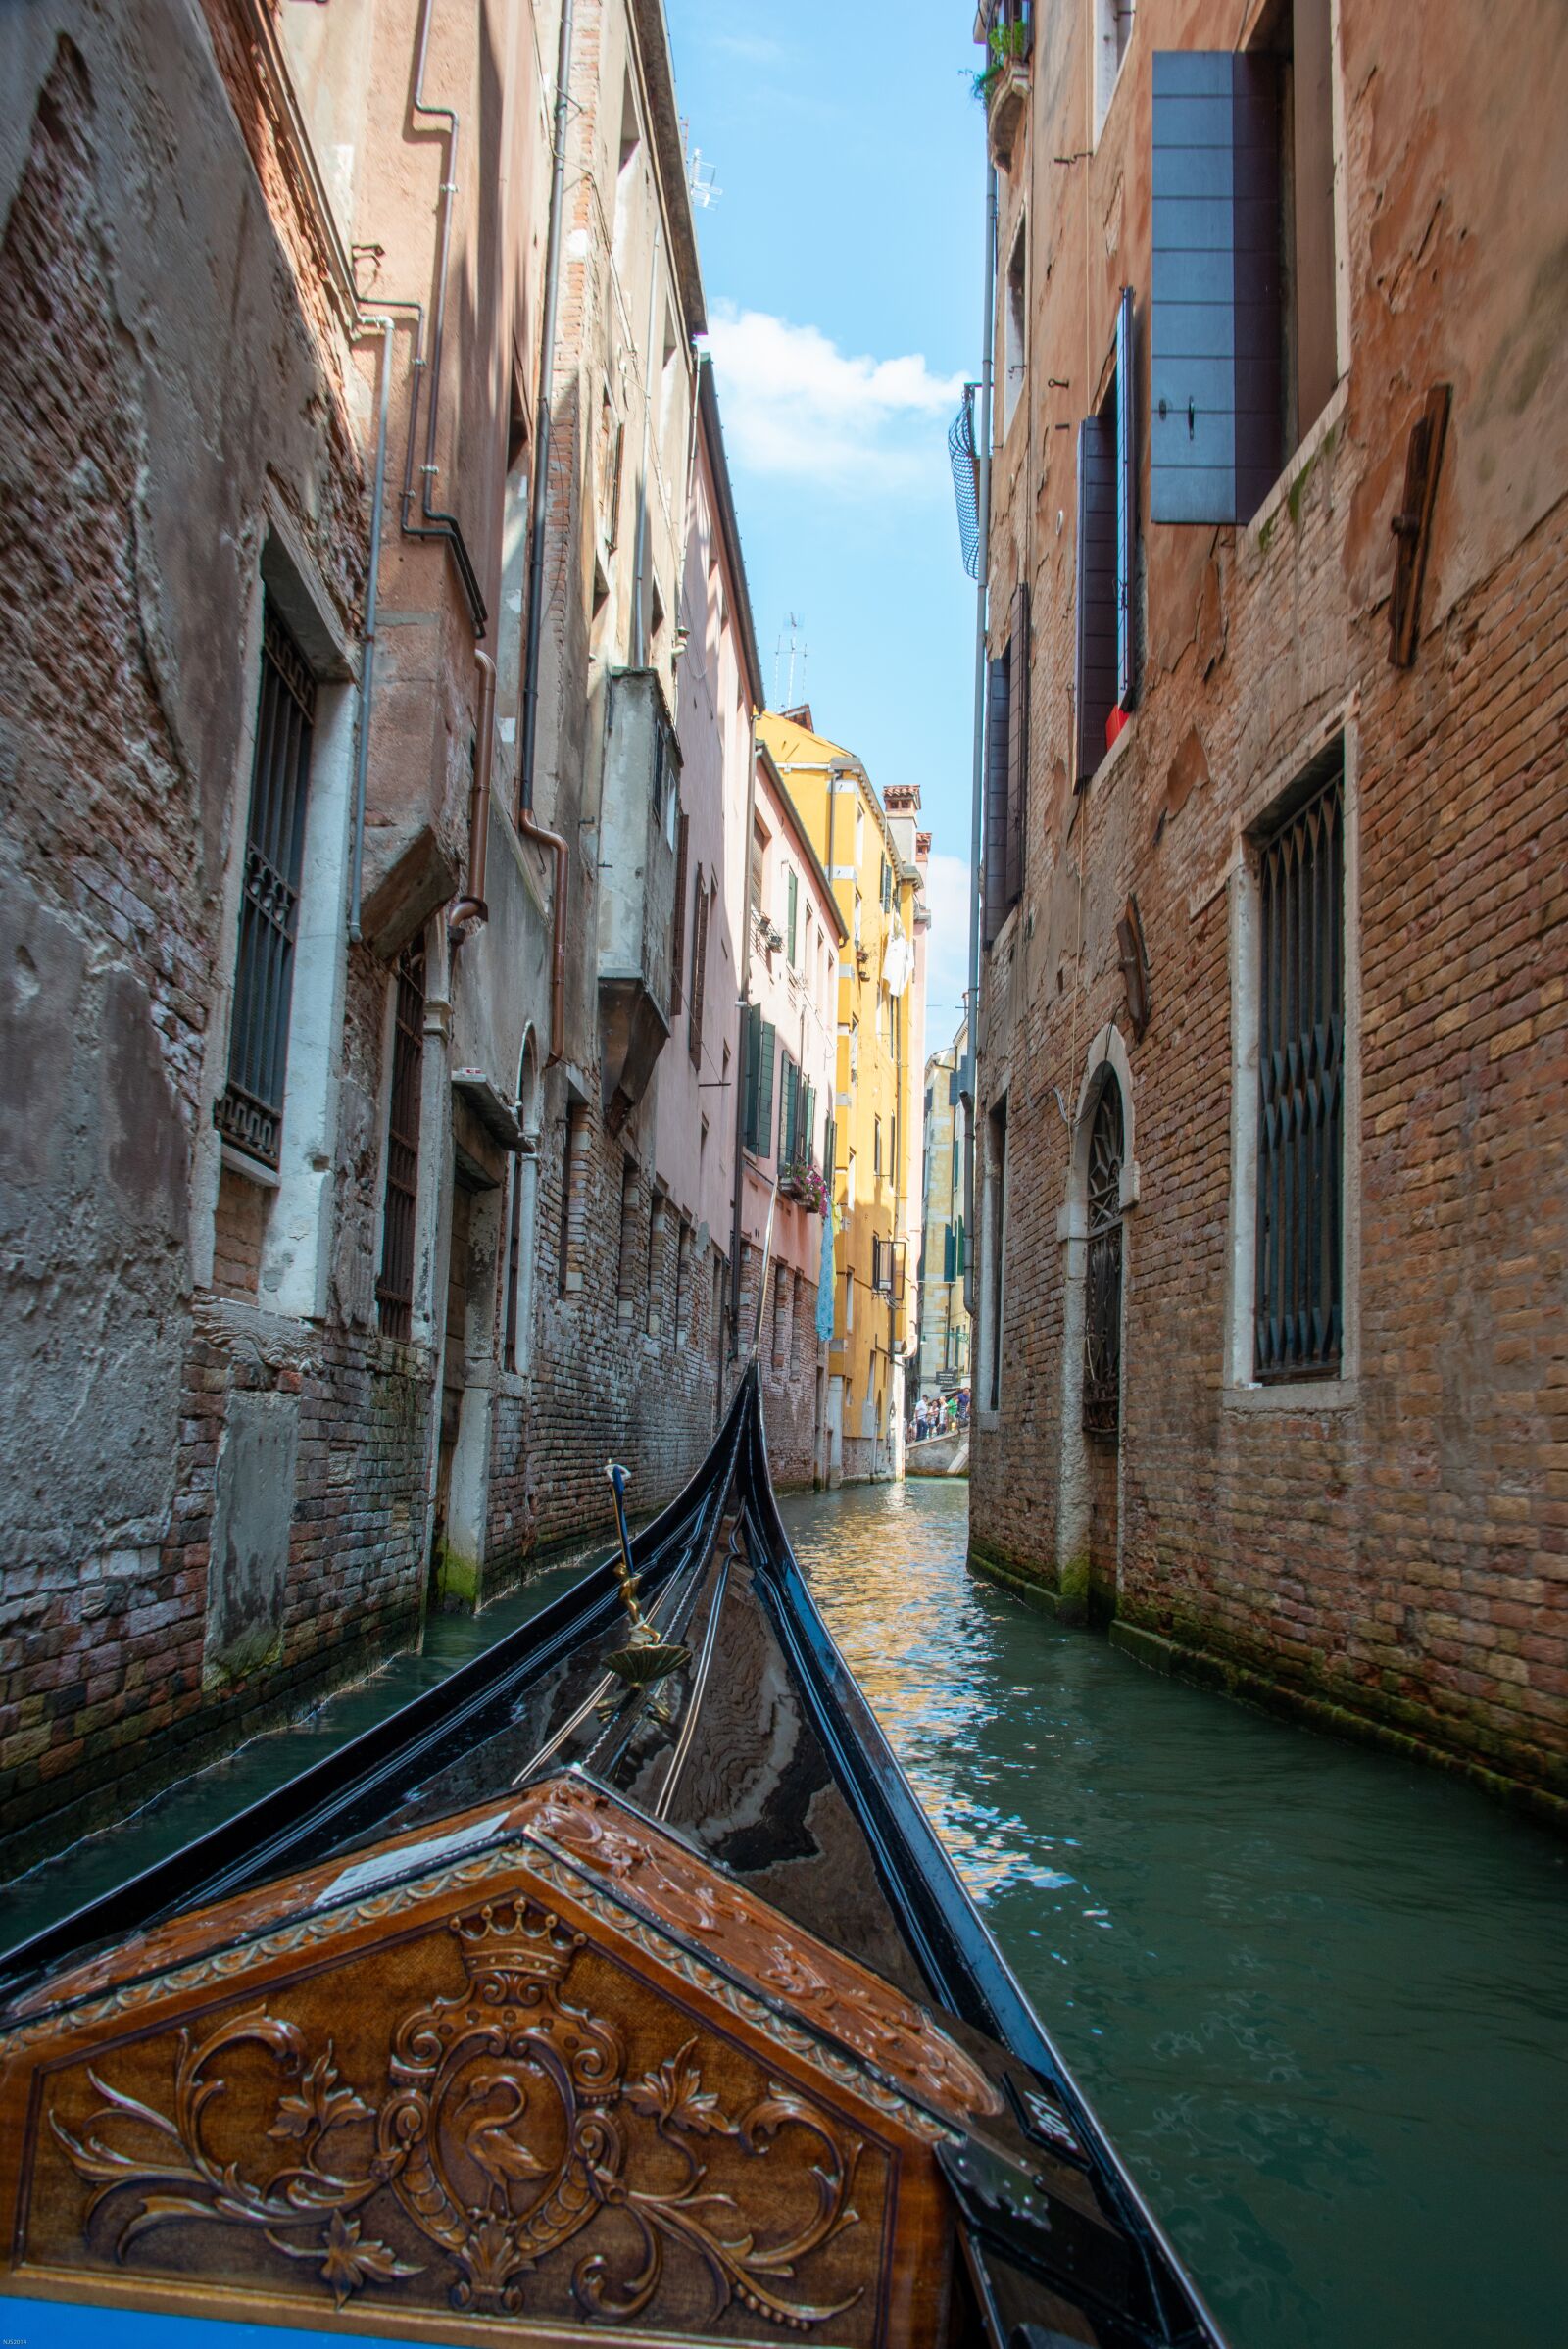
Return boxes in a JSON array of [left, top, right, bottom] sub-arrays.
[[1222, 1377, 1358, 1415]]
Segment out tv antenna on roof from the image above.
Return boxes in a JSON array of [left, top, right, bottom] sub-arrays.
[[773, 614, 808, 710], [688, 146, 722, 208], [681, 122, 722, 208]]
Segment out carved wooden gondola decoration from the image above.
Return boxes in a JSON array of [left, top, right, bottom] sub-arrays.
[[0, 1369, 1227, 2349]]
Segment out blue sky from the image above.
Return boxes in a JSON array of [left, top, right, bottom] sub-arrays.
[[664, 0, 987, 1041]]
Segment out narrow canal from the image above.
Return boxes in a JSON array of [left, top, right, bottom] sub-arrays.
[[784, 1479, 1568, 2349], [6, 1481, 1565, 2349]]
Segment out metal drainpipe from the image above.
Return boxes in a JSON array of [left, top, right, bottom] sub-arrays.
[[963, 164, 998, 1318], [517, 0, 576, 1072], [449, 649, 495, 938], [348, 314, 394, 944], [728, 707, 760, 1361], [406, 0, 487, 635], [630, 216, 664, 668]]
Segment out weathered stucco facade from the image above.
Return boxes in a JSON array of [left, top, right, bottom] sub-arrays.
[[0, 0, 760, 1866], [968, 0, 1568, 1815]]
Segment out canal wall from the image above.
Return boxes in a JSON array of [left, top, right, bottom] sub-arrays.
[[966, 0, 1568, 1816]]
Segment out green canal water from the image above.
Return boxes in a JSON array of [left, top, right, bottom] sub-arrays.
[[5, 1481, 1565, 2349]]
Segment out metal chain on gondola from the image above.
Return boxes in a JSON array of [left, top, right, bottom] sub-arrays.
[[596, 1458, 693, 1723]]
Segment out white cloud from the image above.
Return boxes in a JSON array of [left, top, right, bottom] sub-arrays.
[[705, 306, 966, 493], [919, 851, 974, 1048]]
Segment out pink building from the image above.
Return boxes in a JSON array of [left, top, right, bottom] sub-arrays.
[[651, 370, 760, 1421], [737, 746, 847, 1486]]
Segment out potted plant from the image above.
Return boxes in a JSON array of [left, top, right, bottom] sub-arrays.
[[779, 1161, 829, 1215]]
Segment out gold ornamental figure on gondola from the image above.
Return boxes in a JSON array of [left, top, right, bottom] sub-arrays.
[[598, 1459, 691, 1720]]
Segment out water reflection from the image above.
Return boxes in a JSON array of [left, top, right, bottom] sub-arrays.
[[779, 1478, 1568, 2349]]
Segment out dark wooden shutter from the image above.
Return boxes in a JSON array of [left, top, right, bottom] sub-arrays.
[[983, 654, 1010, 945], [1150, 51, 1282, 525], [1005, 581, 1029, 906], [1115, 286, 1137, 710], [823, 1114, 837, 1182], [1075, 416, 1117, 783], [943, 1222, 956, 1283]]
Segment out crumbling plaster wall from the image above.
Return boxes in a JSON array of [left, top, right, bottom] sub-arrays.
[[0, 0, 394, 1857]]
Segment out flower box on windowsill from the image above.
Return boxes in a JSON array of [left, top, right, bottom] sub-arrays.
[[986, 60, 1029, 169]]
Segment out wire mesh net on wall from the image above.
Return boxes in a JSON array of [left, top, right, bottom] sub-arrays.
[[949, 386, 982, 581]]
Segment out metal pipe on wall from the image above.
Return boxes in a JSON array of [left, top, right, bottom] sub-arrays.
[[962, 165, 998, 1318], [630, 217, 664, 668], [449, 649, 496, 938], [728, 709, 760, 1359], [348, 314, 394, 945], [520, 0, 575, 814], [515, 0, 577, 1072], [405, 0, 487, 635]]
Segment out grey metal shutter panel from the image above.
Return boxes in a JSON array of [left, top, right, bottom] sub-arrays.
[[1075, 415, 1117, 783], [1150, 51, 1282, 525], [983, 653, 1010, 944], [1115, 286, 1138, 710], [1005, 582, 1029, 907]]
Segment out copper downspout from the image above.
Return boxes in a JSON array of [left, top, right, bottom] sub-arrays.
[[449, 649, 495, 939]]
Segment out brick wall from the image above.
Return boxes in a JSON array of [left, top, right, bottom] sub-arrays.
[[971, 0, 1568, 1810]]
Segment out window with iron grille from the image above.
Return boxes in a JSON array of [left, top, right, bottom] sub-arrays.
[[1082, 1079, 1124, 1438], [218, 601, 317, 1168], [375, 938, 425, 1341], [1255, 754, 1344, 1379]]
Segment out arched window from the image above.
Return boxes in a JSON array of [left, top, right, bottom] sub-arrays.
[[1083, 1079, 1123, 1439]]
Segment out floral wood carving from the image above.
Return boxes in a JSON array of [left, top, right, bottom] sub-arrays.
[[51, 1896, 864, 2330], [521, 1780, 1004, 2125]]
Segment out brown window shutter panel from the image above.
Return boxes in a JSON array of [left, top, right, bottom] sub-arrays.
[[1005, 581, 1030, 906]]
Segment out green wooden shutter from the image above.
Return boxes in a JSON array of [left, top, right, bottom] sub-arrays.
[[742, 1002, 762, 1150], [757, 1019, 777, 1156], [786, 867, 799, 964], [782, 1056, 799, 1162], [943, 1223, 956, 1282]]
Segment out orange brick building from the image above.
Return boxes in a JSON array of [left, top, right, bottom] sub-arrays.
[[967, 0, 1567, 1815]]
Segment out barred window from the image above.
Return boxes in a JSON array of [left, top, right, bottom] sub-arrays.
[[218, 602, 316, 1168], [1255, 753, 1344, 1379], [1082, 1080, 1123, 1438], [376, 939, 425, 1341]]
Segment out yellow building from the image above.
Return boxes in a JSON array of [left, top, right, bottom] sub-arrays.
[[759, 710, 924, 1482]]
